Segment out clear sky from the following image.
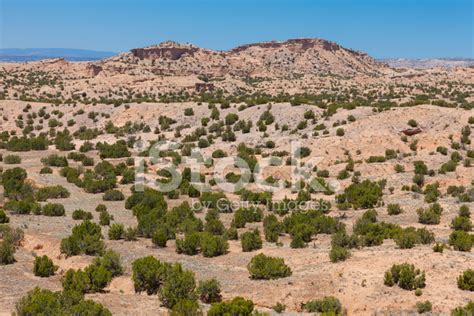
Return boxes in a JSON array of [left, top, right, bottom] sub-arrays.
[[0, 0, 472, 58]]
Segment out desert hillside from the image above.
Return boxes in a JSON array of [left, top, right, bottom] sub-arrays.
[[0, 37, 473, 316]]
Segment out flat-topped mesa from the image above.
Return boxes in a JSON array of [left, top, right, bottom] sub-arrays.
[[229, 38, 366, 56], [131, 41, 199, 60]]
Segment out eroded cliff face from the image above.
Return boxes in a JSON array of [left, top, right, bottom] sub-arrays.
[[131, 46, 198, 61], [118, 38, 386, 78]]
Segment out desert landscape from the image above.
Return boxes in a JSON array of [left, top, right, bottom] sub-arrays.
[[0, 36, 473, 316]]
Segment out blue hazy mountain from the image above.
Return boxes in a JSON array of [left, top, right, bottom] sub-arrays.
[[0, 48, 116, 62]]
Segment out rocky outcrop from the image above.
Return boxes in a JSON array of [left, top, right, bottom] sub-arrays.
[[195, 82, 215, 92], [87, 64, 103, 76], [131, 45, 198, 61]]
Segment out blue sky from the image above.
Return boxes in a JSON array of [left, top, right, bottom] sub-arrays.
[[0, 0, 472, 58]]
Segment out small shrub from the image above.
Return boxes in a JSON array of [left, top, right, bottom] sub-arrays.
[[197, 278, 222, 303], [387, 204, 403, 215], [0, 209, 10, 224], [247, 253, 292, 280], [451, 216, 472, 232], [33, 255, 58, 277], [241, 230, 262, 252], [449, 230, 473, 252], [329, 245, 351, 262], [302, 296, 342, 314], [42, 203, 66, 216], [60, 220, 104, 256], [207, 297, 254, 316], [102, 189, 125, 201], [158, 263, 197, 308], [451, 301, 474, 315], [99, 210, 112, 226], [272, 302, 286, 313], [39, 167, 53, 174], [416, 301, 432, 313], [124, 227, 138, 241], [0, 239, 16, 265], [432, 242, 445, 253], [108, 223, 125, 240], [383, 263, 425, 290], [457, 269, 474, 291], [72, 209, 93, 220], [4, 155, 21, 164], [200, 233, 229, 257], [152, 228, 168, 247], [417, 203, 442, 225], [170, 299, 202, 316]]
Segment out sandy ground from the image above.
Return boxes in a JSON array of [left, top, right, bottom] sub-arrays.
[[0, 101, 473, 315]]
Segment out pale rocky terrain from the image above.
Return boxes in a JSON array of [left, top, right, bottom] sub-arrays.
[[0, 38, 473, 315]]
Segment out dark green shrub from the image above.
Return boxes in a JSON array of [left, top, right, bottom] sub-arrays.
[[224, 227, 238, 240], [124, 226, 138, 241], [62, 264, 111, 294], [132, 256, 168, 295], [394, 232, 415, 249], [432, 242, 445, 253], [15, 287, 112, 316], [152, 228, 168, 247], [41, 203, 66, 216], [336, 180, 383, 209], [102, 189, 125, 201], [417, 203, 443, 225], [384, 263, 425, 290], [204, 218, 226, 236], [72, 209, 93, 220], [4, 155, 21, 164], [170, 299, 202, 316], [208, 297, 254, 316], [387, 203, 403, 215], [302, 296, 342, 313], [60, 220, 104, 256], [0, 239, 15, 265], [93, 250, 123, 277], [241, 230, 262, 252], [272, 302, 286, 313], [416, 301, 432, 313], [2, 167, 28, 199], [158, 263, 197, 308], [231, 207, 263, 228], [99, 210, 112, 226], [0, 209, 10, 224], [329, 245, 351, 262], [97, 140, 131, 159], [33, 255, 58, 277], [449, 230, 473, 251], [247, 253, 291, 280], [457, 269, 474, 291], [41, 154, 68, 167], [176, 232, 201, 255], [451, 301, 474, 315], [200, 233, 228, 257], [451, 216, 472, 232], [108, 223, 125, 240], [198, 278, 222, 303], [39, 166, 53, 174], [36, 185, 70, 201], [263, 214, 282, 243], [459, 205, 471, 217]]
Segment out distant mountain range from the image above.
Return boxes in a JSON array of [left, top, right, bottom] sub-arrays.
[[0, 48, 116, 62], [380, 58, 474, 69]]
